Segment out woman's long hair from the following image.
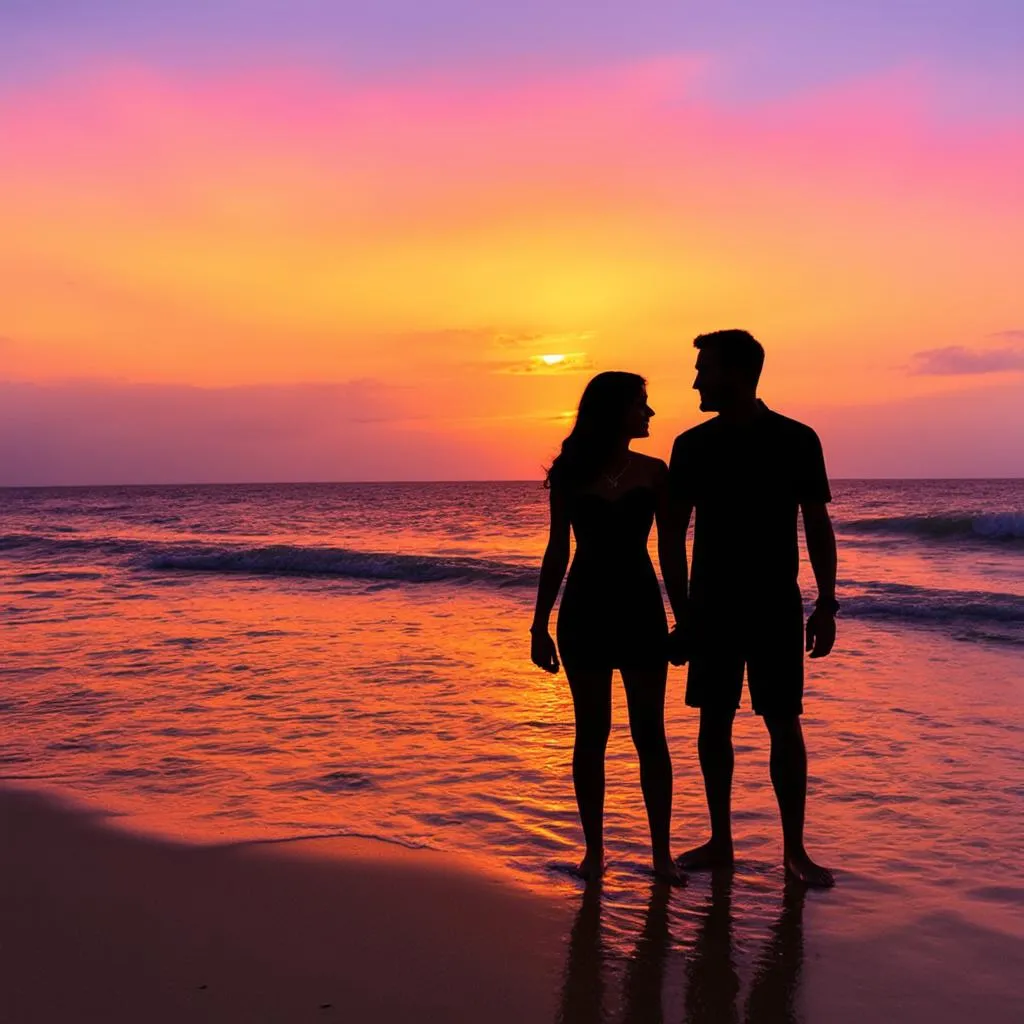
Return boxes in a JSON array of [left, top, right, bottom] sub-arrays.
[[546, 371, 646, 490]]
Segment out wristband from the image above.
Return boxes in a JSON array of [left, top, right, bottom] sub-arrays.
[[814, 596, 840, 614]]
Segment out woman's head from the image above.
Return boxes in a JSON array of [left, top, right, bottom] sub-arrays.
[[546, 371, 652, 489]]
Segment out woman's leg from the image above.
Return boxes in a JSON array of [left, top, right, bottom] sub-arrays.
[[565, 665, 613, 879], [622, 662, 684, 882]]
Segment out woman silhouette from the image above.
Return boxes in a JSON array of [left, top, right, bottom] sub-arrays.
[[531, 372, 687, 882]]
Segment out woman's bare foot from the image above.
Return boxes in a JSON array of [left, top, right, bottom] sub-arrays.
[[573, 851, 606, 882], [653, 854, 688, 886], [676, 838, 734, 871], [784, 849, 835, 888]]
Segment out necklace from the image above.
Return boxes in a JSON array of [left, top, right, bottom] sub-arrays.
[[603, 458, 631, 489]]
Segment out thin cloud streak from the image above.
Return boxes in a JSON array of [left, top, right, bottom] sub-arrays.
[[0, 378, 479, 485], [908, 345, 1024, 376]]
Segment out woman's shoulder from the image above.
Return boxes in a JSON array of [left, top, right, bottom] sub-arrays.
[[631, 452, 669, 481]]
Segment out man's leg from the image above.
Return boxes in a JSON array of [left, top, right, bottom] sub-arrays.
[[764, 714, 834, 888], [677, 706, 737, 870]]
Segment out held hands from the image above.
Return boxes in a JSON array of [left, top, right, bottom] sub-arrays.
[[667, 616, 691, 666], [806, 604, 837, 659], [530, 628, 560, 674]]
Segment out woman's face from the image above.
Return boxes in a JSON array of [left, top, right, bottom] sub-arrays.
[[623, 387, 655, 439]]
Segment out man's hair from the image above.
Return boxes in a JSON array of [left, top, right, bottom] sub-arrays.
[[693, 329, 765, 385]]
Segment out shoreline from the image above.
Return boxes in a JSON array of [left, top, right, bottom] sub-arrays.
[[3, 784, 1022, 1023]]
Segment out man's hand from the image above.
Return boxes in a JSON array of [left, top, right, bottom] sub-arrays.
[[805, 606, 836, 659]]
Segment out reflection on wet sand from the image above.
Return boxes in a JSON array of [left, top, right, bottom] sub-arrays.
[[557, 875, 806, 1024], [557, 883, 607, 1023], [745, 881, 805, 1024], [684, 873, 740, 1024]]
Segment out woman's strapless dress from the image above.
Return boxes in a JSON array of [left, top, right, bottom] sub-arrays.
[[556, 485, 669, 671]]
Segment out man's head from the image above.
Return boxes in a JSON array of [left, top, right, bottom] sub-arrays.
[[692, 329, 765, 412]]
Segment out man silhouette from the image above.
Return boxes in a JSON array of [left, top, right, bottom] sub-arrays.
[[668, 330, 837, 887]]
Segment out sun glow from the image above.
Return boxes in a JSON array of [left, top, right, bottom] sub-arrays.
[[539, 354, 567, 366]]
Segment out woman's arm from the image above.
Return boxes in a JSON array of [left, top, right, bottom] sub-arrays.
[[530, 485, 571, 672]]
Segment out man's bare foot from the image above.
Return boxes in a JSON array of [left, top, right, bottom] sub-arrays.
[[573, 851, 605, 881], [784, 849, 835, 888], [653, 855, 688, 886], [676, 839, 734, 871]]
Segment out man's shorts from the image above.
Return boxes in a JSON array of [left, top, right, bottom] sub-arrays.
[[685, 589, 805, 718]]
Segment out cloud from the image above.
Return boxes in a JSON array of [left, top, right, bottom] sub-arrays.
[[793, 382, 1024, 478], [989, 328, 1024, 341], [483, 333, 596, 374], [493, 331, 595, 350], [497, 352, 595, 375], [907, 345, 1024, 376], [0, 377, 477, 485]]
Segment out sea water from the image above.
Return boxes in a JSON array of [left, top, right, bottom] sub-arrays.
[[2, 479, 1022, 983]]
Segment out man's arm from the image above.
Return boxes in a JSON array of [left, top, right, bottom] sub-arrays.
[[656, 469, 691, 624], [801, 501, 837, 658], [661, 439, 694, 665]]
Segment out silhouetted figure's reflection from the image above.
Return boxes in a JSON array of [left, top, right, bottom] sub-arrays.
[[557, 879, 806, 1024], [684, 872, 740, 1024], [557, 882, 672, 1024], [745, 883, 806, 1024], [557, 884, 607, 1023], [684, 874, 807, 1024], [620, 884, 672, 1024]]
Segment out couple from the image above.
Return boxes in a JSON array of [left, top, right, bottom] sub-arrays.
[[530, 329, 837, 889]]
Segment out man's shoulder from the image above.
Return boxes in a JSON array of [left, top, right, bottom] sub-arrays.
[[672, 417, 719, 449], [763, 408, 821, 445]]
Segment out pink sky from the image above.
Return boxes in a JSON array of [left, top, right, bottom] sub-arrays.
[[1, 9, 1022, 482]]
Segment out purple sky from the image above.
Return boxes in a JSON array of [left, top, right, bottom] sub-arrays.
[[4, 1, 1022, 108]]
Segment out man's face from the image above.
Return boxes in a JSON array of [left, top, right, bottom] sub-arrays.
[[693, 349, 728, 412]]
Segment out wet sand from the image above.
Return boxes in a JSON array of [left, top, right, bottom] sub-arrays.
[[0, 787, 569, 1022], [3, 785, 1022, 1023]]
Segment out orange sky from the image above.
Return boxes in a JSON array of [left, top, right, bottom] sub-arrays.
[[1, 59, 1022, 482]]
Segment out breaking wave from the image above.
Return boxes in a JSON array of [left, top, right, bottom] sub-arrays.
[[149, 543, 536, 587], [3, 531, 1023, 641], [840, 581, 1024, 644], [841, 513, 1024, 543]]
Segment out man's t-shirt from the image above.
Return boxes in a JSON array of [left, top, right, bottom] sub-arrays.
[[669, 402, 830, 604]]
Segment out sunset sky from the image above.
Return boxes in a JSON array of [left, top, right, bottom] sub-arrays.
[[2, 1, 1022, 483]]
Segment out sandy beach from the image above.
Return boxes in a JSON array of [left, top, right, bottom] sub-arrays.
[[4, 784, 1022, 1023], [0, 787, 570, 1022]]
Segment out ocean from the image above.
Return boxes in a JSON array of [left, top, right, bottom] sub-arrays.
[[2, 479, 1022, 987]]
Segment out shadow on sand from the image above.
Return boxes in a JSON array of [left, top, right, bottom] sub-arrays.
[[556, 873, 806, 1024]]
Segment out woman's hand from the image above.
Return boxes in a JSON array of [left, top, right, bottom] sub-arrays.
[[530, 629, 560, 674]]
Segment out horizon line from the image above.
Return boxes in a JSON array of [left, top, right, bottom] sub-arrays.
[[2, 476, 1022, 490]]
